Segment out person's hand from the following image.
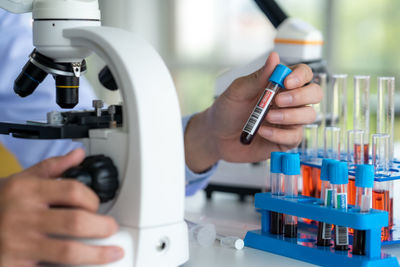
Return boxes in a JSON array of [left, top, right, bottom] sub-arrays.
[[0, 149, 124, 267], [185, 52, 322, 172]]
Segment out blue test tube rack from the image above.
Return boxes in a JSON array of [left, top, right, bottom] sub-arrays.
[[300, 154, 400, 244], [244, 193, 399, 266]]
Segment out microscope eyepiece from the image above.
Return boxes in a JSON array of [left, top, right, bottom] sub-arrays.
[[56, 76, 80, 109], [14, 60, 48, 97]]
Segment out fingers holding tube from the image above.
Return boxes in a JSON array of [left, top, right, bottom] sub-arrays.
[[265, 106, 317, 125], [275, 82, 322, 108], [284, 63, 313, 89], [258, 125, 303, 148]]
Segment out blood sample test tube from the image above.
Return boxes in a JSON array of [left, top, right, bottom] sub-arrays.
[[353, 75, 370, 163], [324, 126, 341, 160], [282, 153, 301, 238], [269, 152, 285, 235], [240, 64, 292, 145], [377, 77, 395, 165], [316, 159, 336, 247], [329, 161, 349, 251], [352, 164, 374, 255]]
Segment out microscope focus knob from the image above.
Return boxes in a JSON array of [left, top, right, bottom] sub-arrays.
[[63, 155, 119, 203], [63, 167, 92, 187]]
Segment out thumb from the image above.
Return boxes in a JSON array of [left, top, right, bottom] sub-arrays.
[[26, 148, 86, 178], [226, 52, 280, 101]]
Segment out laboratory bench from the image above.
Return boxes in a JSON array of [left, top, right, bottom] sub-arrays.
[[183, 191, 400, 267]]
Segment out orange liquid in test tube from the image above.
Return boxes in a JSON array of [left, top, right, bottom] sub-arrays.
[[354, 143, 369, 164], [348, 179, 356, 206], [373, 190, 391, 241], [302, 165, 312, 197], [311, 167, 321, 198]]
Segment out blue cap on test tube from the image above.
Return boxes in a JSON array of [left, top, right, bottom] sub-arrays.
[[270, 152, 285, 173], [282, 153, 301, 175], [269, 64, 292, 88], [355, 165, 374, 188], [329, 161, 349, 185], [320, 159, 337, 181]]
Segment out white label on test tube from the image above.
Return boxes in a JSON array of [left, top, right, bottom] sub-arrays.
[[335, 192, 349, 246], [322, 188, 334, 240], [243, 89, 275, 135]]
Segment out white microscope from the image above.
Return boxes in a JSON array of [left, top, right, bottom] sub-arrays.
[[0, 0, 188, 266]]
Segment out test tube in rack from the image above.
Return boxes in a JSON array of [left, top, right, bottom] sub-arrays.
[[301, 124, 319, 197], [352, 164, 374, 255], [353, 75, 370, 163], [269, 152, 285, 235], [282, 153, 300, 238], [372, 133, 393, 240], [324, 126, 341, 160], [316, 159, 336, 247], [329, 161, 349, 251], [347, 129, 365, 205], [377, 77, 395, 165], [330, 74, 348, 159]]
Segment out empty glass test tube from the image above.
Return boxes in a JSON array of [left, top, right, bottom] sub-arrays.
[[353, 75, 370, 159], [324, 126, 341, 160], [316, 159, 336, 247], [372, 133, 390, 176], [314, 73, 328, 148], [282, 153, 301, 238], [269, 152, 285, 235], [330, 74, 348, 157], [377, 77, 395, 164], [352, 164, 374, 255], [329, 161, 349, 251]]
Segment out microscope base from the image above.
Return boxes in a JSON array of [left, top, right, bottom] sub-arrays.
[[44, 222, 189, 267]]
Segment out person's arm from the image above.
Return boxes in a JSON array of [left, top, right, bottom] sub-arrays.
[[0, 149, 124, 265], [183, 115, 219, 196], [185, 52, 322, 172]]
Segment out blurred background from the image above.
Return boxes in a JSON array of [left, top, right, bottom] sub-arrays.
[[90, 0, 400, 141]]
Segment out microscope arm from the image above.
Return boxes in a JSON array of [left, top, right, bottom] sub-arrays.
[[0, 0, 33, 13]]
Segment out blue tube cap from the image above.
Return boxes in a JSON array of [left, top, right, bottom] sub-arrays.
[[355, 165, 374, 188], [329, 161, 348, 185], [282, 153, 301, 175], [320, 159, 337, 181], [269, 64, 292, 88], [270, 152, 285, 173]]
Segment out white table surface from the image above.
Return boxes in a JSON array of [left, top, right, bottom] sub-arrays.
[[182, 191, 400, 267]]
